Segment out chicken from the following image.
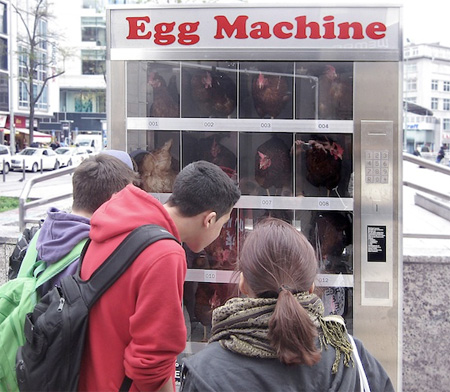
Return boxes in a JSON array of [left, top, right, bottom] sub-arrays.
[[255, 136, 292, 196], [137, 139, 178, 193], [318, 65, 352, 120], [199, 136, 237, 177], [252, 72, 290, 118], [194, 283, 232, 341], [190, 70, 236, 117], [295, 137, 344, 196], [147, 72, 179, 118]]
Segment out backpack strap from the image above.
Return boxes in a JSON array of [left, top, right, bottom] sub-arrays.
[[77, 224, 179, 308], [16, 229, 41, 279], [35, 238, 89, 289]]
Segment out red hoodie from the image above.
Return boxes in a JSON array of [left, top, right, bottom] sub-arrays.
[[78, 184, 187, 391]]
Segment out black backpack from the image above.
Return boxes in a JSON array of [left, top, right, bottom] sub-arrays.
[[15, 224, 179, 392], [8, 225, 41, 280]]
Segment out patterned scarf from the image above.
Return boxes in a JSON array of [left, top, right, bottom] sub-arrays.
[[209, 292, 353, 373]]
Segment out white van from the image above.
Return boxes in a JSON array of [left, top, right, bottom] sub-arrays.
[[74, 134, 104, 152]]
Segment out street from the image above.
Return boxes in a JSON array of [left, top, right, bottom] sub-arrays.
[[0, 167, 73, 199]]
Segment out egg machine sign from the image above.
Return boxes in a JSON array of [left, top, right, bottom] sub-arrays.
[[108, 6, 401, 60]]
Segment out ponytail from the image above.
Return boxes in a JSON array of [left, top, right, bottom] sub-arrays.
[[268, 290, 321, 366]]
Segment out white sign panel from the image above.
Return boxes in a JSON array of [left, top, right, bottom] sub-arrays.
[[108, 6, 401, 60]]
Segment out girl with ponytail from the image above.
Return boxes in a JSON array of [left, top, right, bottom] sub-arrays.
[[181, 218, 394, 392]]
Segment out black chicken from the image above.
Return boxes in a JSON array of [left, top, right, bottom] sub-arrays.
[[255, 136, 292, 196], [296, 137, 344, 196], [190, 70, 236, 117], [252, 72, 290, 118], [147, 72, 179, 118]]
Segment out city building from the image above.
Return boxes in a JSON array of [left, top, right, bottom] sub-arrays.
[[404, 42, 450, 154]]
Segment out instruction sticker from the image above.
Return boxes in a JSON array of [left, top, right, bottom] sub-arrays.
[[367, 225, 387, 262]]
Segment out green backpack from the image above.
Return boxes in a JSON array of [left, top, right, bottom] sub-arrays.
[[0, 230, 87, 392]]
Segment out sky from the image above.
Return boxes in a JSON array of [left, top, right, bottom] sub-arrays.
[[403, 0, 450, 46]]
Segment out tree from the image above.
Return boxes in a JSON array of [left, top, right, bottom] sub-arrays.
[[13, 0, 66, 145]]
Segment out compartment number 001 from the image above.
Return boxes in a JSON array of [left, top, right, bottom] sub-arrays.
[[148, 120, 159, 129]]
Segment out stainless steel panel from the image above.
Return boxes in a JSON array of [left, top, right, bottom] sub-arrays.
[[108, 61, 127, 150], [353, 62, 402, 390]]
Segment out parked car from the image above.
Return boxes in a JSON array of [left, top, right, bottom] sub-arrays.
[[0, 144, 12, 174], [11, 147, 59, 172], [55, 146, 89, 167]]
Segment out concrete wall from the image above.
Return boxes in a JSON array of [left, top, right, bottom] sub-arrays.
[[0, 236, 16, 285], [0, 235, 448, 391], [403, 255, 450, 391]]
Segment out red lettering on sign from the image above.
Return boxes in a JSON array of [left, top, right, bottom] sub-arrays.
[[178, 22, 200, 45], [214, 15, 249, 39], [322, 16, 336, 39], [294, 16, 321, 39], [124, 13, 389, 45], [154, 22, 176, 45], [337, 22, 364, 39], [126, 16, 151, 39], [273, 21, 293, 39], [366, 22, 386, 39], [249, 22, 271, 39]]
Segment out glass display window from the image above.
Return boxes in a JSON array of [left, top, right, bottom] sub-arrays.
[[128, 130, 180, 193], [182, 131, 237, 179], [295, 62, 354, 120], [239, 132, 293, 197], [181, 61, 238, 118], [294, 133, 353, 198], [239, 61, 294, 119]]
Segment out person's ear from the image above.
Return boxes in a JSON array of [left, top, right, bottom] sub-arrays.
[[204, 211, 217, 228], [239, 272, 251, 296]]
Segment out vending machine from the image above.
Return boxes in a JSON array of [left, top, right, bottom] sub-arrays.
[[107, 4, 402, 388]]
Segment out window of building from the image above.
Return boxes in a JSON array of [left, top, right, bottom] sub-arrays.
[[81, 17, 106, 46], [0, 2, 7, 34], [0, 37, 7, 71], [405, 63, 417, 73], [431, 98, 439, 110], [81, 49, 105, 75], [444, 98, 450, 111], [444, 81, 450, 92], [19, 81, 28, 108], [0, 72, 8, 111], [432, 80, 438, 90], [406, 79, 417, 91], [60, 89, 105, 113], [444, 119, 450, 131]]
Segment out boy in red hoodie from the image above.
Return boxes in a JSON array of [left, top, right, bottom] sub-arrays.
[[79, 160, 241, 392]]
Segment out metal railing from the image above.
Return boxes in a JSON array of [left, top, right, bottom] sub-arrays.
[[17, 153, 450, 238], [402, 153, 450, 239], [18, 166, 75, 231]]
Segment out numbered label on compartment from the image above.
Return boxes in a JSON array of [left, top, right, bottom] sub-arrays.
[[147, 119, 160, 129], [260, 120, 272, 131], [203, 120, 215, 130], [318, 198, 331, 209], [260, 197, 274, 209], [204, 270, 217, 282]]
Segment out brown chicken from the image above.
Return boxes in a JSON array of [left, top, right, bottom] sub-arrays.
[[194, 283, 230, 341], [137, 139, 178, 193], [296, 137, 344, 196], [318, 65, 352, 120], [147, 72, 179, 118], [190, 70, 236, 117], [252, 72, 290, 118], [199, 136, 236, 177], [255, 136, 292, 196]]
